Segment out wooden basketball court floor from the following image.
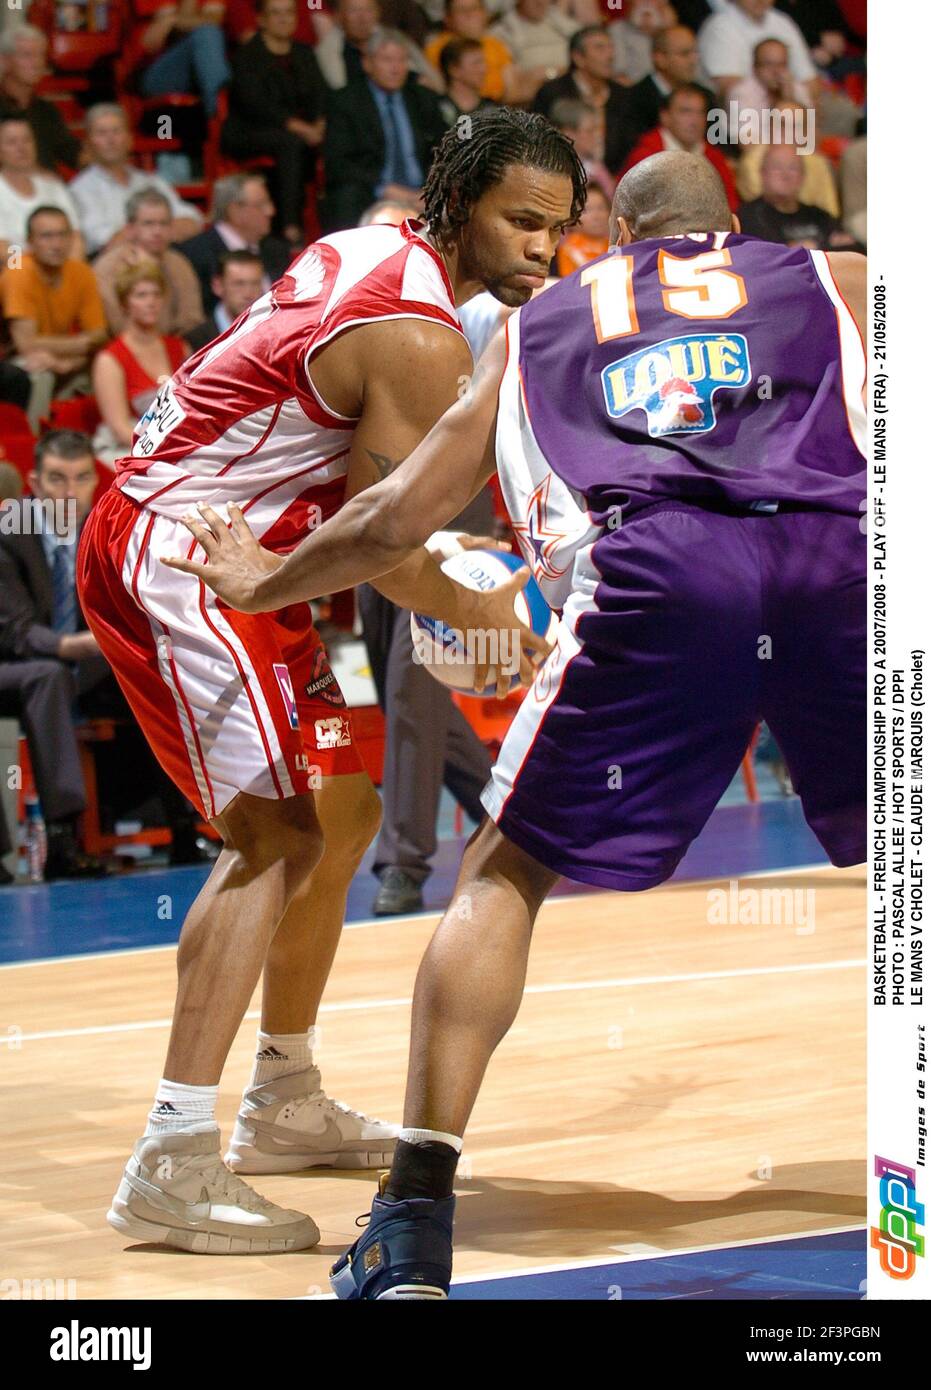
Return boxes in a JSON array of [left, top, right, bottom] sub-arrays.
[[0, 864, 866, 1300]]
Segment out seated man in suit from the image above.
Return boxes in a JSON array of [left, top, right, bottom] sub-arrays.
[[185, 249, 266, 352], [626, 24, 714, 137], [0, 430, 204, 878], [322, 28, 447, 233], [533, 24, 638, 175], [175, 173, 294, 314]]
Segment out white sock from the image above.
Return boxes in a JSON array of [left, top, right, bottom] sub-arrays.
[[399, 1127, 463, 1153], [145, 1079, 219, 1135], [250, 1028, 317, 1088]]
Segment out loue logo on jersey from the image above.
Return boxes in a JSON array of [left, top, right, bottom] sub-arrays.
[[272, 663, 300, 730], [871, 1156, 925, 1279], [602, 333, 751, 437]]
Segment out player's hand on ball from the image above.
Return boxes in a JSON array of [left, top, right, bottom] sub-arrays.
[[161, 503, 282, 611], [460, 566, 553, 700]]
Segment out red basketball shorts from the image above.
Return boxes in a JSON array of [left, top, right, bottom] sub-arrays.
[[77, 486, 363, 821]]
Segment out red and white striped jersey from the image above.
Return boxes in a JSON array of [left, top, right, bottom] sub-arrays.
[[116, 218, 465, 554]]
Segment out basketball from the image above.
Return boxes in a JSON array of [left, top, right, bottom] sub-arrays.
[[410, 549, 558, 695]]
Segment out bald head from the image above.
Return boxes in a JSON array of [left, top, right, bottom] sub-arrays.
[[611, 151, 732, 244]]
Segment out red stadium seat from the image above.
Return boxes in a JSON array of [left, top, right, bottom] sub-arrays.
[[50, 30, 121, 73], [0, 404, 35, 484], [122, 90, 223, 207], [43, 395, 102, 436], [819, 135, 851, 168]]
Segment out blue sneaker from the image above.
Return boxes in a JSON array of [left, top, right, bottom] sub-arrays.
[[329, 1188, 455, 1300]]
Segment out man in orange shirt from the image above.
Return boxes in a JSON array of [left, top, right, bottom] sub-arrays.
[[426, 0, 544, 105], [0, 206, 107, 430]]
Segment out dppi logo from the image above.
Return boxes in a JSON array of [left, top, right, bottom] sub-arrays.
[[871, 1155, 925, 1279], [601, 332, 751, 438]]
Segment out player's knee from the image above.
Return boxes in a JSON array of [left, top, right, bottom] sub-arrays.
[[464, 817, 558, 910], [273, 798, 326, 873], [319, 782, 382, 875], [29, 659, 74, 694], [219, 794, 324, 878], [349, 782, 382, 861]]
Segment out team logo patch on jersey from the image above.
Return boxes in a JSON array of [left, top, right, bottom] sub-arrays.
[[314, 716, 352, 750], [305, 648, 346, 707], [272, 663, 300, 730], [133, 379, 185, 457], [602, 333, 751, 437]]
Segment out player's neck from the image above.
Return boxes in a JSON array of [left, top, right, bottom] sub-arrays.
[[424, 229, 485, 309]]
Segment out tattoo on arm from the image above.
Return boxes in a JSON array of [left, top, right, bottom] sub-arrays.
[[366, 449, 402, 480]]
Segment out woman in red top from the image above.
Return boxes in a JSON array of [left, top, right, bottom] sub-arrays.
[[93, 260, 188, 469]]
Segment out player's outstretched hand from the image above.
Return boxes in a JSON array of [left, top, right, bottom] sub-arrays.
[[161, 503, 282, 613], [460, 566, 554, 700]]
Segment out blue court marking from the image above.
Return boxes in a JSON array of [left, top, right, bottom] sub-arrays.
[[449, 1229, 866, 1300], [0, 798, 829, 966]]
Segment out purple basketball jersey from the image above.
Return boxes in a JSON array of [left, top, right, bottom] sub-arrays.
[[509, 233, 866, 531]]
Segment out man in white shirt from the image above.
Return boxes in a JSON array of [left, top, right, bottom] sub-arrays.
[[699, 0, 817, 100], [69, 105, 203, 259], [730, 35, 809, 117], [491, 0, 579, 80]]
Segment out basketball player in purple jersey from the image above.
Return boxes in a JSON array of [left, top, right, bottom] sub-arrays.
[[166, 151, 868, 1297]]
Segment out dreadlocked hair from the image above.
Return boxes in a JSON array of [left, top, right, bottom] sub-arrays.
[[422, 107, 588, 250]]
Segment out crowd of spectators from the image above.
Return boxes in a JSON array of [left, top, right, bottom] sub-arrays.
[[0, 2, 867, 419], [0, 0, 866, 879]]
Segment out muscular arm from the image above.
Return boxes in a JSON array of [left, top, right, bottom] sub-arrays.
[[256, 322, 505, 612], [329, 317, 486, 616], [164, 321, 508, 616]]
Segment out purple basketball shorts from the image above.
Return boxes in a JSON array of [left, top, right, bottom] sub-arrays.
[[481, 502, 867, 891]]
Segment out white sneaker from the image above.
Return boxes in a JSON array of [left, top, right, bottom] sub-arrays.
[[107, 1122, 320, 1254], [225, 1067, 400, 1174]]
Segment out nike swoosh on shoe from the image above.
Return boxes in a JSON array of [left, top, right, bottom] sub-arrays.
[[239, 1115, 347, 1150], [126, 1173, 212, 1225]]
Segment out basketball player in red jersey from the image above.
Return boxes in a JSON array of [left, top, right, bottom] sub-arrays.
[[77, 109, 585, 1253]]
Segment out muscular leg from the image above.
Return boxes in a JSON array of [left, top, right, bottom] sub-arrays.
[[329, 817, 558, 1287], [162, 790, 324, 1085], [259, 771, 382, 1034], [403, 816, 558, 1136]]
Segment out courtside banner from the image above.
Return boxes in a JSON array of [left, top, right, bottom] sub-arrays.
[[867, 0, 930, 1300]]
